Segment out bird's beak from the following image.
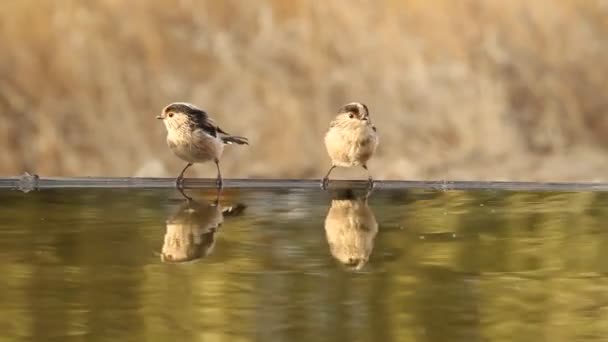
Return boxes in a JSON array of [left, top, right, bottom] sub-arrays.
[[156, 115, 164, 120]]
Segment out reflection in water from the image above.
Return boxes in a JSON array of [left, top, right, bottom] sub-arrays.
[[160, 189, 245, 263], [324, 188, 378, 270], [3, 188, 608, 340]]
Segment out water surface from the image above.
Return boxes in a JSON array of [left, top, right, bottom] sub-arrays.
[[1, 184, 608, 341]]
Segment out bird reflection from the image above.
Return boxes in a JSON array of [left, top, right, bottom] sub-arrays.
[[160, 188, 245, 263], [324, 188, 378, 270]]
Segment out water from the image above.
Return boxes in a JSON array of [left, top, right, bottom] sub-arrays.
[[1, 183, 608, 341]]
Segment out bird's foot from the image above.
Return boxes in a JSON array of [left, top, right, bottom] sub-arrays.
[[321, 177, 330, 190], [176, 176, 185, 189], [215, 177, 224, 189], [367, 177, 375, 191]]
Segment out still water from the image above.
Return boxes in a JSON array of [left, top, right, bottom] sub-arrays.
[[1, 185, 608, 341]]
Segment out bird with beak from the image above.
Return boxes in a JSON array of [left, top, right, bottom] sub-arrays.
[[157, 102, 248, 188], [322, 102, 379, 189]]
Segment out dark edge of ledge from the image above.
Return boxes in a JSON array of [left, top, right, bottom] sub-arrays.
[[2, 176, 608, 192]]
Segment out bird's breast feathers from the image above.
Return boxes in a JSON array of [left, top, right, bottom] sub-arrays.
[[326, 124, 378, 147], [166, 130, 224, 163]]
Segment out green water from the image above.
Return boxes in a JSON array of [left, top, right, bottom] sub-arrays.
[[1, 186, 608, 341]]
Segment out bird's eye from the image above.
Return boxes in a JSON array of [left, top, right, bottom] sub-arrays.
[[168, 112, 174, 118], [348, 114, 354, 119]]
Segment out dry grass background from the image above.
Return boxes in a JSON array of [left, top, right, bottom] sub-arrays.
[[1, 0, 608, 181]]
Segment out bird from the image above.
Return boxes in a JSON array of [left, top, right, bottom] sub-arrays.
[[160, 197, 223, 263], [160, 188, 246, 263], [322, 102, 379, 189], [324, 188, 378, 270], [157, 102, 248, 189]]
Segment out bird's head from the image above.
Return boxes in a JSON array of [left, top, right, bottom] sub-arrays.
[[336, 102, 371, 124], [157, 102, 207, 131]]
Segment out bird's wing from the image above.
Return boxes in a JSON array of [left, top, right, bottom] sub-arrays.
[[196, 120, 219, 138], [194, 113, 234, 138], [189, 112, 220, 138], [202, 115, 232, 137], [216, 125, 230, 136]]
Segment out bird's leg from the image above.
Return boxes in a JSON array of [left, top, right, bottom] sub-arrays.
[[177, 186, 193, 202], [176, 163, 193, 189], [362, 164, 374, 190], [364, 188, 373, 202], [321, 165, 337, 190], [212, 187, 221, 206], [214, 159, 223, 189]]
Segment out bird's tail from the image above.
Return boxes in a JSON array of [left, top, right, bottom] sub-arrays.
[[221, 135, 249, 145], [222, 203, 247, 217]]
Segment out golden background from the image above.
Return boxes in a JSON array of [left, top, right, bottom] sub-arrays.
[[1, 0, 607, 181]]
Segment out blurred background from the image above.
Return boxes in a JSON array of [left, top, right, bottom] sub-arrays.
[[1, 0, 608, 181]]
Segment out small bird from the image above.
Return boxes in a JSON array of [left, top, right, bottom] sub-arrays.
[[157, 102, 249, 189], [324, 188, 378, 270], [322, 102, 379, 189], [160, 189, 246, 263], [160, 197, 223, 263]]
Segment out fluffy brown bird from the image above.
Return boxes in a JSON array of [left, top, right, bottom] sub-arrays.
[[160, 198, 223, 263], [324, 189, 378, 270], [157, 102, 248, 189], [160, 189, 246, 263], [322, 102, 379, 189]]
